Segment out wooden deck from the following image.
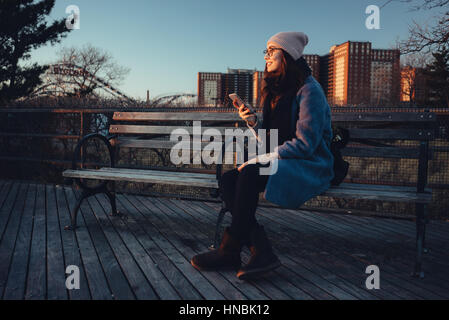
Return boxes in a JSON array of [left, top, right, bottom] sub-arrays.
[[0, 179, 448, 300]]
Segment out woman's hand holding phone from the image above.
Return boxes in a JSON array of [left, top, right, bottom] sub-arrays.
[[230, 93, 257, 127]]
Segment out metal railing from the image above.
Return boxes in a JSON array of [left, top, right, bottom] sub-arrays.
[[1, 106, 448, 218]]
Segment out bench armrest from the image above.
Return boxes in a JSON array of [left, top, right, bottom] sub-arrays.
[[72, 133, 116, 170]]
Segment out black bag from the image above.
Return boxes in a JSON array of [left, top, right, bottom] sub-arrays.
[[291, 96, 349, 186], [330, 126, 350, 186]]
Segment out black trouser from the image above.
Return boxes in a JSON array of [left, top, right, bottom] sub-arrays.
[[219, 163, 270, 242]]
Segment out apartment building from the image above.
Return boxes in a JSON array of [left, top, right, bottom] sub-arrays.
[[197, 72, 222, 107], [371, 49, 401, 105]]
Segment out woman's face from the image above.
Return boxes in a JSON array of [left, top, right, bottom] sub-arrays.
[[265, 42, 283, 73]]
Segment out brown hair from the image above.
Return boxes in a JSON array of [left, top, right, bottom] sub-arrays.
[[260, 50, 312, 111]]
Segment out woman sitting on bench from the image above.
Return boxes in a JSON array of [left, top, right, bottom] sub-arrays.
[[191, 32, 334, 280]]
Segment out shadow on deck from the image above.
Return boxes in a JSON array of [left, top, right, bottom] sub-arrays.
[[0, 179, 448, 300]]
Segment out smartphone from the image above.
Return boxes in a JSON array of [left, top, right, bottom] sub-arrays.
[[229, 93, 246, 109], [229, 93, 253, 111]]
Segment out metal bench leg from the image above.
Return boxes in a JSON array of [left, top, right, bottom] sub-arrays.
[[65, 189, 90, 231], [412, 203, 427, 278], [105, 182, 119, 216], [209, 202, 228, 250]]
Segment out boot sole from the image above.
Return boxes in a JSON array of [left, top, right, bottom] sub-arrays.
[[236, 260, 281, 280], [190, 258, 240, 272]]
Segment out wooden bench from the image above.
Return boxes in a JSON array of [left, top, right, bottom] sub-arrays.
[[63, 110, 435, 278]]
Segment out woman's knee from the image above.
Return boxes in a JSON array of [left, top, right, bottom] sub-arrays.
[[219, 168, 239, 191], [238, 164, 260, 180]]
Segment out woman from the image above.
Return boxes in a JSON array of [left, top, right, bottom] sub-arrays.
[[191, 32, 334, 280]]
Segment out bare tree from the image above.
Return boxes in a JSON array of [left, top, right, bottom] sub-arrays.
[[53, 44, 130, 98], [391, 0, 449, 53], [400, 53, 432, 105]]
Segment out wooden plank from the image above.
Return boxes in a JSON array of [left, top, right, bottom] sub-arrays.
[[172, 198, 332, 300], [98, 167, 217, 180], [336, 183, 431, 193], [2, 183, 35, 300], [189, 199, 376, 300], [274, 208, 447, 297], [138, 195, 245, 299], [206, 199, 448, 299], [110, 195, 203, 300], [109, 125, 249, 135], [115, 193, 224, 299], [113, 111, 437, 123], [185, 199, 369, 300], [332, 112, 436, 122], [110, 125, 435, 141], [62, 169, 219, 188], [0, 180, 13, 211], [341, 146, 421, 159], [292, 210, 449, 297], [346, 128, 434, 141], [113, 112, 243, 122], [91, 194, 182, 299], [201, 201, 403, 300], [69, 188, 136, 300], [324, 213, 449, 282], [0, 182, 20, 243], [149, 196, 298, 300], [45, 185, 68, 300], [115, 137, 232, 151], [251, 206, 426, 299], [54, 185, 91, 300], [62, 186, 115, 300], [82, 194, 159, 299], [322, 186, 432, 203], [25, 184, 47, 299], [149, 197, 285, 300]]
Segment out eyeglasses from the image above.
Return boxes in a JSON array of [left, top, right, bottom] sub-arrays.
[[263, 48, 282, 57]]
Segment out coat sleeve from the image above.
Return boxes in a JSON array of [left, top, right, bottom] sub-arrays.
[[276, 83, 328, 159]]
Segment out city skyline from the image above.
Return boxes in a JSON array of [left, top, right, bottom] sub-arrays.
[[198, 41, 402, 108], [28, 0, 443, 100]]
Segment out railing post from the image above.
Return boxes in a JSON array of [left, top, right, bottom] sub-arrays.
[[80, 111, 84, 169]]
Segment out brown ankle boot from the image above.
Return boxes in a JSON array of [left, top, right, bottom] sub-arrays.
[[236, 225, 281, 280], [190, 227, 242, 271]]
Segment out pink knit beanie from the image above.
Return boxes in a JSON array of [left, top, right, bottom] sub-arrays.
[[267, 32, 309, 60]]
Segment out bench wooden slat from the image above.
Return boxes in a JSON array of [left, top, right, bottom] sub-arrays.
[[109, 125, 253, 136], [63, 169, 219, 188], [97, 167, 217, 180], [321, 186, 432, 203], [116, 138, 428, 159], [62, 168, 431, 203], [113, 112, 243, 121], [347, 128, 434, 141], [116, 138, 223, 150], [332, 112, 436, 122], [342, 146, 422, 159], [110, 125, 434, 141], [337, 183, 431, 193], [113, 111, 436, 123]]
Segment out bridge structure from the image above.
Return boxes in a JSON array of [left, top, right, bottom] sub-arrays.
[[151, 93, 197, 106], [30, 63, 200, 107]]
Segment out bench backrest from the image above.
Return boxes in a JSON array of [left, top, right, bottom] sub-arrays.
[[110, 112, 255, 152], [110, 111, 435, 155], [109, 111, 436, 189]]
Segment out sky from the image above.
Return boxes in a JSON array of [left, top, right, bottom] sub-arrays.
[[28, 0, 444, 100]]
